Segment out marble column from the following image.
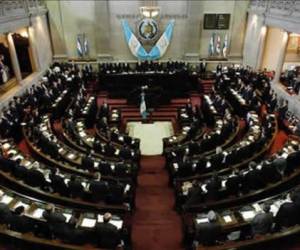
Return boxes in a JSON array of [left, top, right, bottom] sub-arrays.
[[7, 33, 22, 83], [273, 31, 289, 84], [28, 26, 41, 71]]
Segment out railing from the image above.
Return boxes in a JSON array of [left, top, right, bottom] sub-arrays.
[[0, 0, 46, 18], [250, 0, 300, 18]]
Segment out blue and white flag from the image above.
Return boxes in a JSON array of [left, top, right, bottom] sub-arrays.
[[140, 91, 147, 119], [77, 35, 83, 57], [121, 20, 148, 60], [208, 33, 215, 56], [222, 34, 228, 58], [148, 20, 175, 60], [83, 35, 89, 56]]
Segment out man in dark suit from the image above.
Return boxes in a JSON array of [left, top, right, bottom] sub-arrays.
[[42, 204, 67, 238], [243, 162, 265, 192], [261, 159, 282, 183], [25, 165, 47, 188], [226, 170, 242, 196], [104, 142, 116, 157], [89, 173, 108, 202], [275, 194, 299, 230], [67, 175, 84, 198], [195, 210, 222, 246], [107, 181, 125, 205], [94, 212, 121, 249], [9, 206, 32, 233], [206, 174, 221, 200], [49, 168, 69, 197], [98, 161, 113, 176], [119, 145, 132, 160], [0, 202, 12, 224], [81, 152, 94, 172], [251, 204, 273, 236]]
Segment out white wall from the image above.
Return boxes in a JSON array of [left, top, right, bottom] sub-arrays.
[[243, 13, 267, 69], [46, 0, 249, 60]]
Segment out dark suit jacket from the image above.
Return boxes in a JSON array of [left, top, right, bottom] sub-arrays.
[[251, 212, 273, 235], [68, 180, 84, 198], [89, 180, 108, 201], [195, 221, 222, 246], [95, 222, 120, 249], [0, 203, 11, 224], [81, 156, 94, 170], [275, 202, 299, 229], [25, 169, 46, 188], [243, 169, 265, 191], [9, 214, 32, 233], [50, 173, 69, 196], [226, 175, 242, 195]]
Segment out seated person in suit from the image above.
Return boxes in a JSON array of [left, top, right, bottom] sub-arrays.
[[8, 206, 31, 233], [49, 168, 69, 196], [275, 193, 299, 230], [104, 142, 115, 157], [68, 175, 84, 198], [206, 173, 221, 200], [107, 181, 125, 205], [89, 173, 108, 202], [119, 145, 132, 160], [95, 212, 121, 249], [0, 203, 11, 225], [12, 158, 28, 180], [261, 159, 282, 183], [195, 210, 222, 246], [61, 214, 87, 245], [251, 203, 273, 236], [42, 204, 67, 238], [24, 164, 47, 189], [225, 170, 242, 196], [243, 161, 265, 192], [81, 151, 94, 172]]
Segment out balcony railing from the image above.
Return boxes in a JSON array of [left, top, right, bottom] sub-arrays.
[[0, 0, 46, 19], [250, 0, 300, 18]]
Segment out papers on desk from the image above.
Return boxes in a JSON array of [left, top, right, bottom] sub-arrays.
[[253, 203, 263, 212], [111, 164, 115, 171], [13, 201, 30, 210], [124, 184, 130, 194], [11, 154, 24, 162], [173, 163, 179, 171], [115, 149, 120, 156], [196, 218, 209, 224], [240, 210, 256, 220], [118, 136, 124, 142], [0, 195, 13, 204], [31, 208, 44, 219], [63, 213, 72, 222], [201, 184, 207, 193], [79, 131, 86, 138], [81, 218, 96, 228], [223, 215, 233, 223], [67, 153, 76, 160], [221, 180, 227, 188], [281, 152, 289, 159], [7, 149, 17, 155], [94, 162, 99, 168], [58, 147, 64, 154]]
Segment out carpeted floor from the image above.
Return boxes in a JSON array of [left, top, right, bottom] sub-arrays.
[[127, 121, 174, 155], [132, 156, 184, 250]]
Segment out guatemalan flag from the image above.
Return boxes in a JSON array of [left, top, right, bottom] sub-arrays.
[[140, 91, 147, 119], [222, 34, 228, 58], [77, 35, 83, 57], [84, 36, 89, 56], [148, 20, 175, 60], [216, 35, 221, 55], [209, 33, 215, 56], [121, 20, 148, 60]]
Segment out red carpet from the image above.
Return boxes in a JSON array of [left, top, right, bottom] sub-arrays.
[[132, 156, 183, 250], [267, 129, 288, 156]]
